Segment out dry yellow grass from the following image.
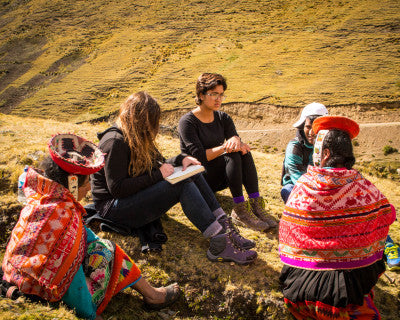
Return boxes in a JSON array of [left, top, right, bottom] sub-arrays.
[[0, 114, 399, 319], [0, 0, 399, 122]]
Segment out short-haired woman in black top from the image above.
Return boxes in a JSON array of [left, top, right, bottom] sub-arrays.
[[178, 73, 277, 231], [91, 91, 257, 265]]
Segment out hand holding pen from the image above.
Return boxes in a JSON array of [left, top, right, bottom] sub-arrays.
[[158, 161, 174, 178]]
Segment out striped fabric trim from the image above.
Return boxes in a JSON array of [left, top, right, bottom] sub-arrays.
[[279, 166, 395, 270]]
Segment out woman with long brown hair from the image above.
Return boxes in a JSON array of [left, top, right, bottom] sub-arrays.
[[90, 91, 257, 265]]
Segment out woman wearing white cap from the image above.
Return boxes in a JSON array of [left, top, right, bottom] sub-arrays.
[[280, 102, 328, 203]]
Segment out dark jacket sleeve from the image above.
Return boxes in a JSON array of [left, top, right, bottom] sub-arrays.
[[165, 154, 186, 166], [178, 115, 208, 164], [101, 137, 164, 198]]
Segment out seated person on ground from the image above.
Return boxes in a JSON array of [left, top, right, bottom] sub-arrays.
[[281, 102, 328, 203], [178, 72, 276, 232], [90, 91, 257, 265], [1, 133, 180, 320], [279, 116, 396, 319]]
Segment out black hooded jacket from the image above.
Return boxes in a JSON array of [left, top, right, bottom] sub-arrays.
[[90, 126, 185, 204]]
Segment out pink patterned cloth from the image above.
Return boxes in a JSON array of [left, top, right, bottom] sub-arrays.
[[2, 168, 86, 301], [279, 166, 396, 270]]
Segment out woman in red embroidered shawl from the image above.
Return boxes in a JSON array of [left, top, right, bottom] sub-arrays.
[[2, 134, 180, 320], [279, 116, 396, 320]]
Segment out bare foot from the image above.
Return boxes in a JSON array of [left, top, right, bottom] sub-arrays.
[[144, 283, 179, 304]]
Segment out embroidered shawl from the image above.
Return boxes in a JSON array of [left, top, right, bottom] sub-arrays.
[[279, 166, 396, 270], [2, 168, 86, 301]]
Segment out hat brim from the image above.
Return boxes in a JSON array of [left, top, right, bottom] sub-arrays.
[[293, 117, 306, 128], [312, 116, 360, 139], [49, 134, 105, 175]]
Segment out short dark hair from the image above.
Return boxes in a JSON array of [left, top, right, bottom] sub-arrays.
[[195, 73, 227, 105], [40, 156, 87, 189], [322, 130, 355, 169]]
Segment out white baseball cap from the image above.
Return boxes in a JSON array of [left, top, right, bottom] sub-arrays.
[[293, 102, 328, 128]]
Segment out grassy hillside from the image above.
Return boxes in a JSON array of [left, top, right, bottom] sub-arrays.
[[0, 114, 399, 319], [0, 0, 399, 122]]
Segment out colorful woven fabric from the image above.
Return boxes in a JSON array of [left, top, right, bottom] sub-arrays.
[[284, 291, 380, 320], [48, 133, 105, 175], [95, 244, 141, 315], [2, 168, 86, 301], [279, 166, 395, 270], [85, 239, 115, 307]]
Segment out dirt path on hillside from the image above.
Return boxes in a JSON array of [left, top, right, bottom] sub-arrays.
[[238, 122, 400, 132], [159, 102, 400, 162], [236, 121, 400, 162]]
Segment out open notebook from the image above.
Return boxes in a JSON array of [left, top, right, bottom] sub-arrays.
[[165, 164, 205, 184]]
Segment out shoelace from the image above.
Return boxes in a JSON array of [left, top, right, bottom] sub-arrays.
[[244, 201, 260, 219], [385, 243, 400, 259], [227, 232, 247, 251], [226, 217, 242, 236], [256, 197, 266, 209]]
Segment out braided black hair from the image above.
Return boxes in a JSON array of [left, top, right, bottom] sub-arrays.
[[321, 129, 355, 169], [40, 156, 87, 188]]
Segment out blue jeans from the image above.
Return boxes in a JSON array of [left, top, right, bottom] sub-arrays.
[[281, 184, 294, 203], [102, 174, 220, 234]]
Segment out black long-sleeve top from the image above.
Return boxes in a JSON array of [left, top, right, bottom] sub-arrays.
[[178, 110, 238, 165], [91, 126, 185, 202]]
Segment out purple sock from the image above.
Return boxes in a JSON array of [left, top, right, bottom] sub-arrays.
[[233, 196, 245, 204], [248, 192, 260, 199]]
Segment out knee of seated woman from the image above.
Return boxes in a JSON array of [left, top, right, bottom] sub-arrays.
[[224, 151, 242, 161]]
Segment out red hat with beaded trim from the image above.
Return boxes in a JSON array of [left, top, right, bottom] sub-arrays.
[[312, 115, 359, 139], [312, 116, 359, 167], [48, 133, 105, 175]]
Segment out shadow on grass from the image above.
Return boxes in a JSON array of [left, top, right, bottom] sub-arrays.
[[91, 208, 285, 319], [374, 280, 400, 320]]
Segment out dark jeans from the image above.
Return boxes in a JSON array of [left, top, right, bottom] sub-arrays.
[[204, 151, 259, 198], [281, 183, 294, 203], [100, 173, 220, 234]]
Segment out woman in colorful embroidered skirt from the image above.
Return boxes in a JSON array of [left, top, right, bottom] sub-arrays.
[[279, 116, 397, 320], [2, 134, 180, 320]]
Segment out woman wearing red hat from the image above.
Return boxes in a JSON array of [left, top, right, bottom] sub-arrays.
[[279, 116, 396, 319], [2, 134, 180, 320]]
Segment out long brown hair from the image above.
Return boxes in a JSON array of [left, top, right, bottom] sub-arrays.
[[116, 91, 161, 177]]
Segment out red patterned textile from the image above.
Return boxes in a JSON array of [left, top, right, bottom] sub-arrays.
[[284, 290, 381, 320], [96, 244, 142, 315], [279, 166, 395, 270], [2, 168, 86, 301]]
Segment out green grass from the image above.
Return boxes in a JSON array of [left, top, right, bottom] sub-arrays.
[[0, 0, 399, 122], [0, 114, 399, 319]]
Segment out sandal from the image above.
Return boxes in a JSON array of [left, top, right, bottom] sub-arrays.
[[143, 283, 180, 311]]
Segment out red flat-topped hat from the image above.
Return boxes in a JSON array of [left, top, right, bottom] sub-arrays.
[[312, 116, 360, 139], [48, 133, 105, 175]]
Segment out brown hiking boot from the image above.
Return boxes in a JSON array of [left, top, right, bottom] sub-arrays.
[[249, 197, 278, 228], [231, 201, 269, 231]]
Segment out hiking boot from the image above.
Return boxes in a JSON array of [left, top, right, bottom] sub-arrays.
[[249, 197, 278, 228], [384, 235, 400, 271], [231, 201, 269, 231], [207, 233, 257, 265], [218, 215, 256, 250]]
